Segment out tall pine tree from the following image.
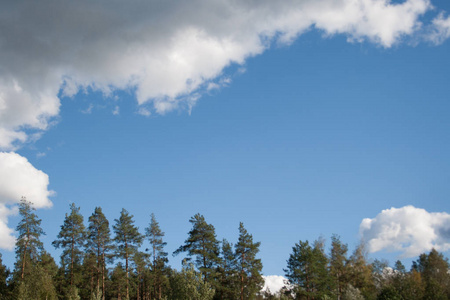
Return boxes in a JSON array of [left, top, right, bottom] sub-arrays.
[[330, 234, 349, 300], [113, 208, 143, 300], [87, 206, 112, 300], [173, 213, 220, 283], [52, 203, 87, 287], [14, 197, 45, 280], [145, 213, 168, 299], [284, 239, 332, 300], [235, 222, 263, 300]]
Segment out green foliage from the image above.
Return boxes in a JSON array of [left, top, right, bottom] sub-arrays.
[[342, 284, 364, 300], [377, 286, 402, 300], [216, 238, 239, 299], [146, 213, 169, 299], [66, 285, 81, 300], [110, 263, 128, 299], [329, 234, 349, 299], [347, 242, 376, 299], [412, 248, 450, 300], [6, 206, 450, 300], [173, 213, 220, 282], [14, 197, 45, 280], [16, 264, 57, 300], [169, 263, 215, 300], [52, 203, 87, 286], [284, 239, 332, 299], [87, 206, 112, 298], [235, 222, 264, 300], [0, 253, 11, 298], [113, 208, 143, 299]]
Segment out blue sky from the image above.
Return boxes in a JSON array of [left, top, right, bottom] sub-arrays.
[[1, 0, 450, 277]]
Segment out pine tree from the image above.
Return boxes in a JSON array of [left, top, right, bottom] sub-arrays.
[[173, 213, 220, 282], [284, 239, 331, 300], [235, 222, 263, 300], [330, 234, 349, 300], [347, 242, 376, 299], [87, 207, 112, 300], [217, 239, 239, 299], [412, 249, 450, 299], [0, 253, 11, 299], [169, 262, 215, 300], [113, 208, 144, 300], [132, 250, 150, 300], [14, 197, 45, 280], [52, 203, 87, 287], [145, 213, 168, 299], [110, 263, 127, 300]]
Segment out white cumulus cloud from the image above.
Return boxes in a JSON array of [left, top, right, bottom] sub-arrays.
[[262, 275, 288, 294], [0, 0, 444, 150], [360, 205, 450, 257], [0, 152, 54, 249]]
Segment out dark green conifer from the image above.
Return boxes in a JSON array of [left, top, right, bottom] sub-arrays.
[[145, 213, 168, 299], [173, 213, 220, 283], [87, 206, 112, 299], [52, 203, 87, 287], [284, 238, 331, 300], [14, 197, 45, 280], [235, 222, 263, 300], [113, 208, 143, 300]]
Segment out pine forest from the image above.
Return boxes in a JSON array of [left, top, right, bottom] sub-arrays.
[[1, 198, 449, 300]]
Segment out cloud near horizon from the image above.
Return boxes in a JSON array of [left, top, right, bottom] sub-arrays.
[[262, 275, 288, 294], [360, 205, 450, 258], [0, 0, 448, 150], [0, 152, 54, 250]]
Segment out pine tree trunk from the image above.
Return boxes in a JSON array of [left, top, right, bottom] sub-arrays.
[[71, 232, 75, 286], [102, 250, 106, 300], [125, 242, 129, 300], [21, 227, 30, 279]]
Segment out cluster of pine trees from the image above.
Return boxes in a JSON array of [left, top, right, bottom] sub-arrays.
[[0, 197, 449, 300], [277, 236, 450, 300], [0, 198, 263, 300]]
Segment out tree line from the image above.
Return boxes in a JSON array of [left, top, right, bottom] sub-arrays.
[[0, 197, 449, 300]]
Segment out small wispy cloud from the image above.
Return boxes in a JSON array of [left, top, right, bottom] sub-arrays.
[[112, 105, 120, 115], [81, 103, 94, 114], [428, 13, 450, 45], [137, 107, 151, 117], [36, 152, 46, 158]]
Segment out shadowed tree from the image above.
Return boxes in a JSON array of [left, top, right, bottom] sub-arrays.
[[113, 208, 144, 300], [0, 253, 11, 299], [216, 239, 239, 300], [412, 248, 450, 300]]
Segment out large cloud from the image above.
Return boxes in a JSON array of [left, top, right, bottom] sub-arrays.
[[0, 0, 446, 150], [360, 206, 450, 257], [0, 152, 53, 249]]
